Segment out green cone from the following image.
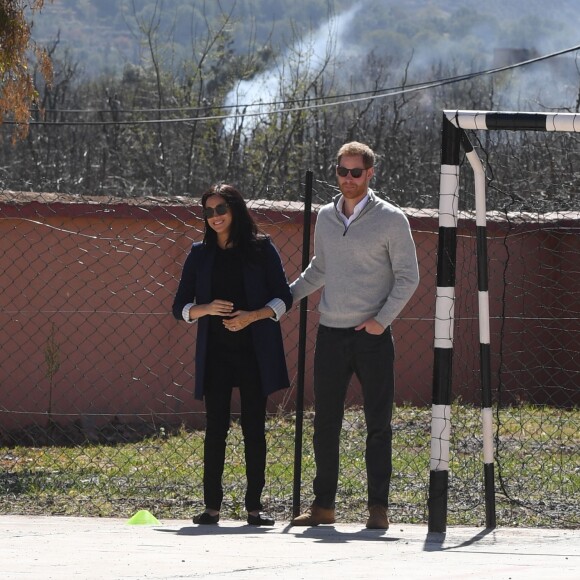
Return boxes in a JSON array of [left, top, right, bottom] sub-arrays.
[[126, 510, 161, 525]]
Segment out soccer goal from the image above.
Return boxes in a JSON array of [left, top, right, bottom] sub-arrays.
[[428, 110, 580, 532]]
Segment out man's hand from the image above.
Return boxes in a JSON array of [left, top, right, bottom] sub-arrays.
[[355, 318, 385, 335]]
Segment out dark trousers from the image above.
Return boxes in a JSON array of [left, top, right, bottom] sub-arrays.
[[203, 357, 267, 512], [312, 324, 395, 509]]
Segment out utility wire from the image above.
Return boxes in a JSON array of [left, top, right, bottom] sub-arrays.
[[10, 43, 580, 127]]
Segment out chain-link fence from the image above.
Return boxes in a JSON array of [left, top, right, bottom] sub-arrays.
[[1, 164, 578, 527], [0, 179, 434, 524]]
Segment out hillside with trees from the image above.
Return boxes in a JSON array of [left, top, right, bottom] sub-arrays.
[[30, 0, 579, 77], [0, 0, 577, 209]]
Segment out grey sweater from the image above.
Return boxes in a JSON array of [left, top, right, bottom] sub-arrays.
[[290, 190, 419, 329]]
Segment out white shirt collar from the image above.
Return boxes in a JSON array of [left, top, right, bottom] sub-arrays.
[[337, 193, 370, 226]]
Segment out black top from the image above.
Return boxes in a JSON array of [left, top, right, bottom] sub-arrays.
[[207, 245, 253, 355]]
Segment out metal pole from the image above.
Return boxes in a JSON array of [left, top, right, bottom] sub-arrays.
[[292, 170, 313, 517], [428, 115, 461, 533], [461, 132, 497, 529]]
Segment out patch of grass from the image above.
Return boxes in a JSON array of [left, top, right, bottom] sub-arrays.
[[1, 405, 578, 528]]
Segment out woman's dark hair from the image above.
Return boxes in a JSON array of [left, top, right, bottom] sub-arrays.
[[201, 183, 264, 254]]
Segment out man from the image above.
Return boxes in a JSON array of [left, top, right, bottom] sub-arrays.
[[290, 141, 419, 529]]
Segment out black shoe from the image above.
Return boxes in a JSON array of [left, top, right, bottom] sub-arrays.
[[247, 512, 275, 526], [193, 511, 219, 525]]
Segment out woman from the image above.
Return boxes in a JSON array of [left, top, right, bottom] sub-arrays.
[[172, 183, 292, 526]]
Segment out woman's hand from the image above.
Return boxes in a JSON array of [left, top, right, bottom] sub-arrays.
[[204, 299, 234, 317], [223, 306, 274, 332], [223, 310, 253, 332]]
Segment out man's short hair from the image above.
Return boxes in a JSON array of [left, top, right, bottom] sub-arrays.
[[337, 142, 375, 169]]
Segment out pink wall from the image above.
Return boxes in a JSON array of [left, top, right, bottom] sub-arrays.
[[0, 196, 577, 432]]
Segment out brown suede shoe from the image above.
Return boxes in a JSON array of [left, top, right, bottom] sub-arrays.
[[366, 505, 389, 530], [290, 504, 335, 526]]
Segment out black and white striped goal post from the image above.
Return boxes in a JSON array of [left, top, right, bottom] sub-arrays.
[[428, 109, 580, 533]]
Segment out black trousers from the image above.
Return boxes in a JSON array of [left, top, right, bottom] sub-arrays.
[[312, 324, 395, 509], [202, 354, 267, 512]]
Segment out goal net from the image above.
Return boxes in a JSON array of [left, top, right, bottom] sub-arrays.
[[429, 110, 580, 532]]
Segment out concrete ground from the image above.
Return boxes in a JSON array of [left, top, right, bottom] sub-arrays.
[[2, 515, 579, 579]]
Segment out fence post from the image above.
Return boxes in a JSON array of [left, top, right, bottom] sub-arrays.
[[292, 170, 313, 517]]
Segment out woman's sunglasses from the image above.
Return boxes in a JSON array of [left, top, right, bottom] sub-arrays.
[[336, 165, 367, 178], [203, 203, 229, 219]]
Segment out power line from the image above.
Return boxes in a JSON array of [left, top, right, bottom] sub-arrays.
[[9, 43, 580, 127]]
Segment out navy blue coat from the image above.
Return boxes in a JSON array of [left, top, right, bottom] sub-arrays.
[[172, 238, 292, 400]]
